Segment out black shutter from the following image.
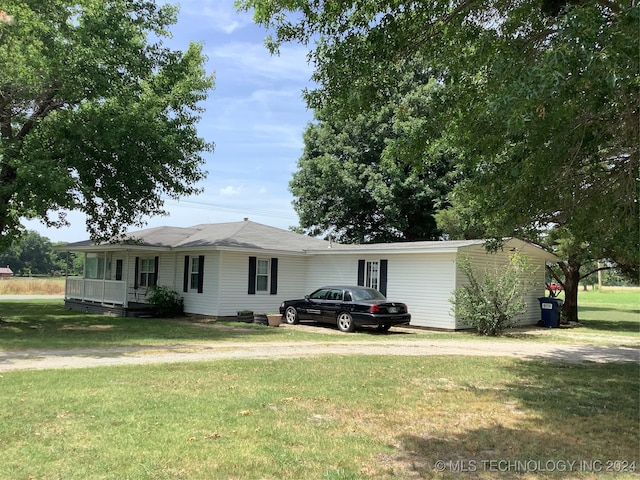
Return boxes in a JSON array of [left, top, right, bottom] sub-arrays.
[[357, 260, 365, 286], [379, 259, 388, 296], [270, 258, 278, 295], [248, 257, 256, 294], [134, 257, 140, 289], [183, 256, 190, 292], [197, 255, 205, 293], [115, 259, 123, 281], [153, 256, 159, 286]]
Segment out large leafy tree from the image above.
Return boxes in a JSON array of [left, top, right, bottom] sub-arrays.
[[292, 76, 457, 243], [0, 1, 214, 248], [0, 230, 53, 275], [239, 0, 639, 322]]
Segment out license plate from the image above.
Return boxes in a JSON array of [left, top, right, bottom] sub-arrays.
[[388, 307, 398, 313]]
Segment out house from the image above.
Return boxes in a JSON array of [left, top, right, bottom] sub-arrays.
[[0, 266, 12, 279], [60, 219, 558, 329]]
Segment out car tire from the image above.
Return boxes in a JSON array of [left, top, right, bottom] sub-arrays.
[[336, 312, 355, 333], [284, 306, 299, 325]]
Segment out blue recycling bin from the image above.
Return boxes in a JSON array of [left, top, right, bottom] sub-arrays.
[[537, 297, 563, 328]]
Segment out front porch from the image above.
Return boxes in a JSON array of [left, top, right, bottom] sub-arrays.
[[64, 278, 154, 317]]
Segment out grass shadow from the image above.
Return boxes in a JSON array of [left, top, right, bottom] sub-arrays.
[[578, 305, 640, 333], [0, 301, 282, 350], [292, 320, 416, 336], [387, 360, 639, 478]]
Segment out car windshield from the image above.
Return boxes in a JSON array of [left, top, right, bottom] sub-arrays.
[[349, 288, 385, 301]]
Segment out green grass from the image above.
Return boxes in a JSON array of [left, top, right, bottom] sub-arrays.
[[0, 299, 347, 350], [0, 289, 638, 350], [506, 289, 639, 345], [578, 289, 639, 330], [0, 356, 637, 479], [0, 299, 460, 350], [0, 292, 637, 478]]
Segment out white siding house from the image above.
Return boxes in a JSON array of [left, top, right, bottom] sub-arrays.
[[61, 220, 558, 329]]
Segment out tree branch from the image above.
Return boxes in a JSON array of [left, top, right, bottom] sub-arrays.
[[16, 88, 64, 139], [579, 264, 613, 281]]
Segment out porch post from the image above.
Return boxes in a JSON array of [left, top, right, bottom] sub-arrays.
[[123, 251, 130, 308], [64, 250, 69, 299], [101, 251, 107, 304], [82, 253, 86, 302]]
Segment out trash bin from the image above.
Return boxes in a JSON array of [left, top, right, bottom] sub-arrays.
[[537, 297, 563, 328]]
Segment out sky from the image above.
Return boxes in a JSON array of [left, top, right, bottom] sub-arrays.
[[24, 0, 315, 243]]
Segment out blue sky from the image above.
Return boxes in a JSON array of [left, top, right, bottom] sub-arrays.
[[26, 0, 314, 243]]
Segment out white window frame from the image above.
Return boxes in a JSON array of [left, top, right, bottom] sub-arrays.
[[365, 260, 379, 290], [190, 257, 200, 290], [255, 258, 270, 293], [139, 258, 156, 287]]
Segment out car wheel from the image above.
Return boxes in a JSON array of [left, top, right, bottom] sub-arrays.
[[284, 306, 299, 325], [336, 312, 355, 333]]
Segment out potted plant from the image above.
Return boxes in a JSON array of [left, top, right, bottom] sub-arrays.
[[266, 313, 282, 327]]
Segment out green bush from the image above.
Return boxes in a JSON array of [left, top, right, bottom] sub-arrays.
[[146, 285, 184, 318], [451, 253, 535, 336]]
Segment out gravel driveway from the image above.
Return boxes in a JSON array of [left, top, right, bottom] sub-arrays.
[[1, 325, 638, 372]]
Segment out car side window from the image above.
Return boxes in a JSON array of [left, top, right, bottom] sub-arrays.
[[310, 289, 329, 300], [328, 289, 343, 301], [344, 291, 352, 302]]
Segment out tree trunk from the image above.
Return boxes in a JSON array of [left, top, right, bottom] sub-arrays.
[[559, 259, 581, 323]]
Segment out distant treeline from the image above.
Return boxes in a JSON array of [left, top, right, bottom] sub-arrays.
[[0, 230, 82, 276]]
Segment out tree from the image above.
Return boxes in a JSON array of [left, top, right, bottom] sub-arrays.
[[292, 76, 457, 243], [0, 230, 55, 275], [0, 1, 214, 249], [239, 0, 639, 322], [51, 243, 83, 276]]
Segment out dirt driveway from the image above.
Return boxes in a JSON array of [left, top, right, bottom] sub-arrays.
[[1, 324, 637, 372]]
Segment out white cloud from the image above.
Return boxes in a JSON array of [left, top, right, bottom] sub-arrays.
[[253, 123, 305, 150], [220, 185, 242, 196], [177, 1, 253, 34], [209, 42, 312, 82]]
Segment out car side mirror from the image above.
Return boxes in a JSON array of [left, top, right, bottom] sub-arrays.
[[304, 295, 310, 300]]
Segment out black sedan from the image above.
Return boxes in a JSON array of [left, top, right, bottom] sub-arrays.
[[279, 285, 411, 333]]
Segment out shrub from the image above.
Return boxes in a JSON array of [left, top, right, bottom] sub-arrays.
[[146, 285, 184, 318], [451, 252, 535, 336]]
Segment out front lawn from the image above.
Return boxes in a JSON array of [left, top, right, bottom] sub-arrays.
[[0, 290, 638, 350], [0, 292, 638, 478], [1, 356, 637, 479]]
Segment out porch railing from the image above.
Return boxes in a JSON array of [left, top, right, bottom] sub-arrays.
[[65, 278, 127, 305]]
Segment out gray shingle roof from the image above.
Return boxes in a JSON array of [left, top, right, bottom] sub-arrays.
[[61, 221, 556, 260], [64, 221, 331, 252]]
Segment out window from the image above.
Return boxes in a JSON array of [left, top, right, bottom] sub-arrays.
[[327, 289, 343, 301], [365, 260, 379, 290], [139, 258, 156, 287], [85, 253, 109, 279], [183, 255, 204, 293], [310, 288, 330, 300], [190, 257, 200, 290], [256, 259, 269, 292], [358, 259, 388, 296], [248, 257, 278, 295]]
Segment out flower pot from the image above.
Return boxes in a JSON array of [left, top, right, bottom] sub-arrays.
[[266, 314, 282, 327]]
